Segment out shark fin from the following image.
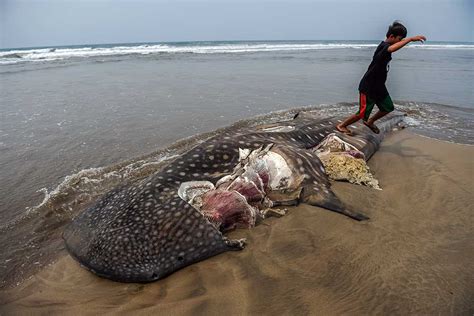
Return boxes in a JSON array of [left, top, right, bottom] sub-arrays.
[[302, 186, 369, 221]]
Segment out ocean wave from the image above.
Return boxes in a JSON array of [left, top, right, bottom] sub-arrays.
[[1, 42, 472, 65], [408, 44, 474, 50]]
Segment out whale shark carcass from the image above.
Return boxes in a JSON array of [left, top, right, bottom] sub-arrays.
[[63, 112, 405, 282]]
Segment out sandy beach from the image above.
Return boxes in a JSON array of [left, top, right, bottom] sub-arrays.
[[1, 130, 473, 315]]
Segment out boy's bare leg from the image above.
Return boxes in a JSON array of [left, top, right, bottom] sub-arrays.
[[336, 114, 360, 135], [364, 110, 389, 134], [367, 110, 389, 124]]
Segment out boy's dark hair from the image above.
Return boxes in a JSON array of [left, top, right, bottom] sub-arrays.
[[386, 21, 407, 38]]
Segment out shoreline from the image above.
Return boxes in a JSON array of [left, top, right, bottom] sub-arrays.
[[1, 130, 473, 314]]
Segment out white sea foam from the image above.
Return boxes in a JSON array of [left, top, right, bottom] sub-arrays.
[[408, 44, 474, 50], [14, 153, 180, 224], [402, 116, 421, 126], [2, 42, 472, 65]]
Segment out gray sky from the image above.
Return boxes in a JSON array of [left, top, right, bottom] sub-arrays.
[[1, 0, 472, 49]]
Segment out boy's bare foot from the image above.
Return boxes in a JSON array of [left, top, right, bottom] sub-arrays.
[[363, 121, 380, 134], [336, 124, 353, 136]]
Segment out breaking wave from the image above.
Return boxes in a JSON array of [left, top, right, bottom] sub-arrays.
[[1, 41, 473, 65]]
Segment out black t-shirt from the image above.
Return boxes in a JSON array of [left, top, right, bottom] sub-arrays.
[[359, 41, 392, 101]]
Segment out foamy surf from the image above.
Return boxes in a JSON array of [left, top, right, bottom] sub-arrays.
[[1, 41, 473, 65]]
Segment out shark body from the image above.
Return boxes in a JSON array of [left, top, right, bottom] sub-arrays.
[[64, 112, 404, 282]]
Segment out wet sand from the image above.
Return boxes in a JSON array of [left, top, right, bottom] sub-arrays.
[[1, 130, 473, 315]]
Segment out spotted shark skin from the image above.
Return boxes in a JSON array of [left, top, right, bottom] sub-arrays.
[[64, 112, 405, 282]]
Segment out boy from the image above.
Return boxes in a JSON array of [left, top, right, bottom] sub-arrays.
[[336, 21, 426, 135]]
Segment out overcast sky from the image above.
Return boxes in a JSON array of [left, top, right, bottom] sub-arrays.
[[1, 0, 472, 49]]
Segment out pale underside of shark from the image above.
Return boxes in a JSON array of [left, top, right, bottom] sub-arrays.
[[64, 112, 405, 282]]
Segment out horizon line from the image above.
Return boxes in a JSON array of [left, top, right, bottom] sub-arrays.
[[2, 39, 473, 51]]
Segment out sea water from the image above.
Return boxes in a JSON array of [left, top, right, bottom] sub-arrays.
[[0, 40, 473, 287]]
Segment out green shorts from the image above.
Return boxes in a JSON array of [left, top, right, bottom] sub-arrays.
[[356, 93, 394, 121]]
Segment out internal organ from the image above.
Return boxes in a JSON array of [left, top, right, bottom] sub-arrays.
[[179, 145, 299, 232]]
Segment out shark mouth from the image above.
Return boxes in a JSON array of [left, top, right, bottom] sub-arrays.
[[313, 133, 380, 189]]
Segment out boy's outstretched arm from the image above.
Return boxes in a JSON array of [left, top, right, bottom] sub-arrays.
[[388, 35, 427, 53]]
